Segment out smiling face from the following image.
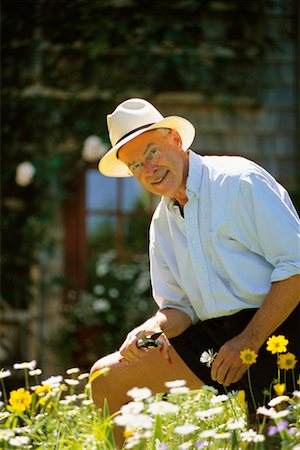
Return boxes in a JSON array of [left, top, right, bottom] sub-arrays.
[[118, 128, 190, 206]]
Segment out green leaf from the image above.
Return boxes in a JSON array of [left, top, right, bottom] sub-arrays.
[[103, 398, 115, 449], [151, 414, 163, 450], [231, 430, 239, 449]]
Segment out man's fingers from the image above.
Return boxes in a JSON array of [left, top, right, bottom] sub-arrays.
[[229, 364, 247, 384], [120, 347, 143, 364], [120, 335, 171, 365], [210, 353, 224, 381], [159, 341, 171, 362], [211, 357, 247, 386], [211, 359, 230, 385]]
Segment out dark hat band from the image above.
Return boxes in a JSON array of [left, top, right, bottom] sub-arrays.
[[115, 123, 155, 145]]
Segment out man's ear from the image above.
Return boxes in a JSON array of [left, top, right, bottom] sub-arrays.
[[171, 129, 183, 147]]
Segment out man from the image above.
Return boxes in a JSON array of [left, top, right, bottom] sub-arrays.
[[91, 98, 300, 438]]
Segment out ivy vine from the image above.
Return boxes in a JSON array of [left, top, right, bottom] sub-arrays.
[[1, 0, 292, 309]]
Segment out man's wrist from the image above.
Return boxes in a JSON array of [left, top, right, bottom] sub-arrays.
[[141, 316, 164, 335]]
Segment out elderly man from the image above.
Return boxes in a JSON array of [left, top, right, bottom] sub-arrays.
[[91, 98, 299, 439]]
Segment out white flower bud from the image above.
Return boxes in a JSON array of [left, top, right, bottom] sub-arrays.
[[15, 162, 35, 186], [81, 135, 108, 162]]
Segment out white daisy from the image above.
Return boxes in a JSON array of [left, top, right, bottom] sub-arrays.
[[241, 429, 265, 443], [64, 378, 80, 386], [114, 413, 153, 429], [42, 375, 63, 387], [195, 406, 223, 418], [9, 436, 31, 447], [174, 423, 198, 435], [121, 401, 145, 415], [0, 429, 14, 440], [169, 386, 190, 394], [210, 394, 229, 404], [164, 379, 186, 388], [13, 360, 36, 371], [29, 368, 42, 376], [127, 387, 152, 401], [268, 395, 290, 407], [148, 401, 180, 416], [200, 350, 217, 367], [0, 369, 11, 379], [66, 367, 80, 375]]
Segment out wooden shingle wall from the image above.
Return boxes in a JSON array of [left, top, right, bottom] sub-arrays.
[[154, 7, 299, 193]]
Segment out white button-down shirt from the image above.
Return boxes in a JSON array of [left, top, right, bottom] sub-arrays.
[[149, 151, 300, 323]]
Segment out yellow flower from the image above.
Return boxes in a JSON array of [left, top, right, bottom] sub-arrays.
[[35, 384, 52, 396], [266, 335, 289, 354], [237, 390, 247, 410], [9, 387, 32, 413], [274, 383, 286, 396], [123, 429, 135, 438], [277, 352, 297, 370], [240, 349, 258, 366], [38, 396, 50, 407]]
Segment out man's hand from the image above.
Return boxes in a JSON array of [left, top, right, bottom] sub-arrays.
[[118, 308, 192, 365], [119, 326, 171, 364], [210, 334, 259, 387], [211, 276, 300, 387]]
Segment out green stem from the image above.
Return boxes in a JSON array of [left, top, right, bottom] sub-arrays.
[[224, 386, 238, 420], [24, 368, 29, 391], [0, 377, 8, 404], [247, 367, 257, 412], [258, 415, 267, 436], [292, 368, 296, 391]]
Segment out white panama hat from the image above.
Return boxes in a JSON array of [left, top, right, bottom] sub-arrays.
[[98, 98, 195, 177]]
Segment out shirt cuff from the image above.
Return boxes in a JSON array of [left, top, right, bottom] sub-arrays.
[[270, 263, 300, 283], [159, 304, 198, 325]]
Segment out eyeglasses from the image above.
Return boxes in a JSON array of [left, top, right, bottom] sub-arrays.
[[129, 146, 160, 175]]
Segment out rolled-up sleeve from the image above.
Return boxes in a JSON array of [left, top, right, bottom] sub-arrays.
[[149, 241, 198, 324], [233, 168, 300, 283]]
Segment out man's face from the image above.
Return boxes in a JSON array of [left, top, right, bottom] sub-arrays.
[[118, 128, 189, 203]]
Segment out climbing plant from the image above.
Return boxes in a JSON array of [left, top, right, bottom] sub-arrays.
[[1, 0, 294, 309]]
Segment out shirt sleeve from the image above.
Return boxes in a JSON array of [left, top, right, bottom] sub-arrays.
[[232, 166, 300, 283], [149, 240, 198, 324]]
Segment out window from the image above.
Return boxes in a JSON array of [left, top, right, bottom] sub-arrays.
[[64, 165, 157, 296]]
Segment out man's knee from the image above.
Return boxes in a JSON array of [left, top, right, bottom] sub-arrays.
[[90, 352, 121, 410]]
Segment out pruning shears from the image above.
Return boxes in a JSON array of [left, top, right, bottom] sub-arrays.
[[137, 331, 163, 349]]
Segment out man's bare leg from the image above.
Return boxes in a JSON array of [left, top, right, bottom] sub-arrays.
[[90, 346, 203, 449]]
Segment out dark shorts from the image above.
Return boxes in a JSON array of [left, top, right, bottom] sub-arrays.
[[170, 306, 300, 412]]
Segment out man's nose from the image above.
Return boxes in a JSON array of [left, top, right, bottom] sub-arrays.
[[144, 161, 157, 176]]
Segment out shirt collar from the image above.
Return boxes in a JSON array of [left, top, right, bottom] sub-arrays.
[[186, 151, 203, 198], [165, 151, 203, 210]]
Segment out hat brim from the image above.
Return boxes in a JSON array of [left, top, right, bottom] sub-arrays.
[[98, 116, 195, 177]]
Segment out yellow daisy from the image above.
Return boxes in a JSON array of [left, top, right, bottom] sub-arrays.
[[9, 387, 32, 413], [35, 384, 52, 396], [277, 352, 297, 370], [266, 335, 289, 354], [274, 383, 286, 396], [240, 349, 258, 366], [38, 396, 52, 407]]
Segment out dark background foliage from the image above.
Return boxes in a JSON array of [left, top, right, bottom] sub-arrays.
[[1, 0, 293, 310]]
